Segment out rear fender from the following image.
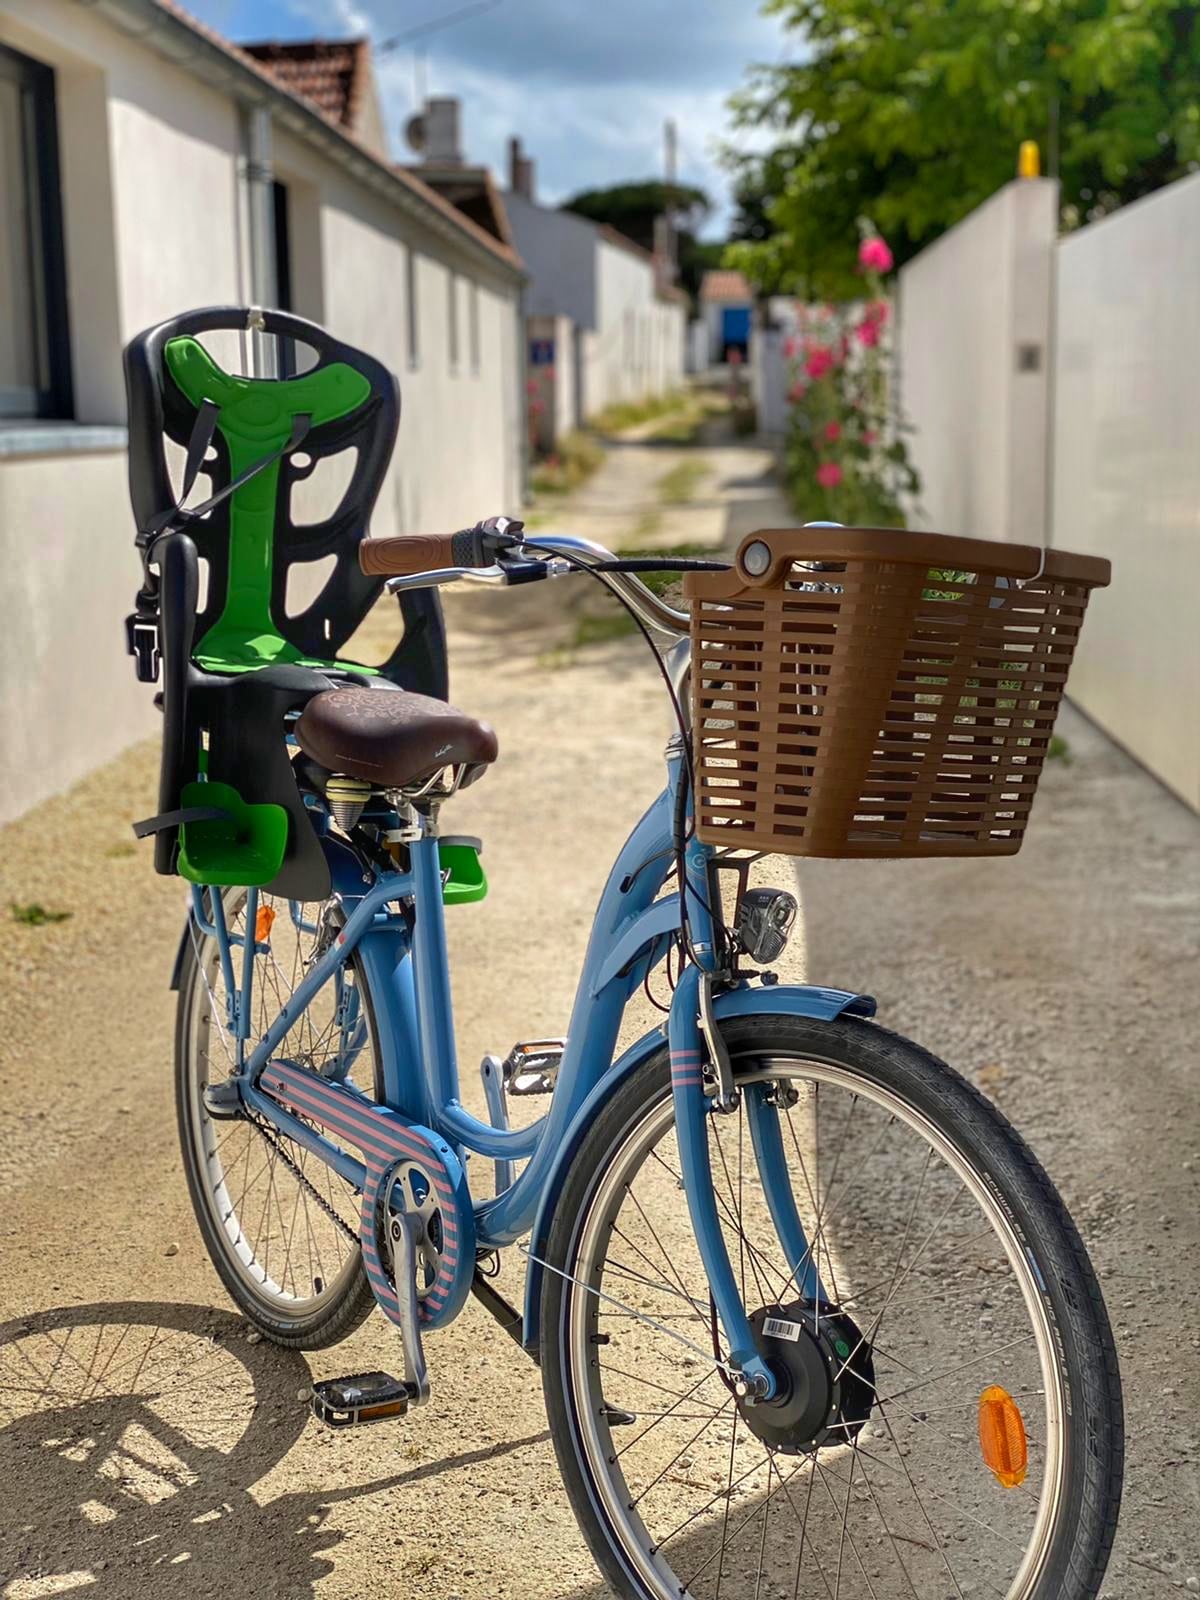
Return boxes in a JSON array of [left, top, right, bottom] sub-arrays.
[[520, 980, 875, 1353]]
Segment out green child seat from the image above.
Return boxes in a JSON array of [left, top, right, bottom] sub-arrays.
[[124, 306, 447, 900]]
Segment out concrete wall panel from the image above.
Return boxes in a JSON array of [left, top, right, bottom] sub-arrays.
[[1052, 174, 1200, 809]]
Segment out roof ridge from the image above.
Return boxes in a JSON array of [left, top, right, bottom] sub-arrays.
[[596, 222, 655, 264]]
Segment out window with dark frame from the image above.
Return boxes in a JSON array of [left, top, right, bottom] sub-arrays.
[[0, 42, 71, 420]]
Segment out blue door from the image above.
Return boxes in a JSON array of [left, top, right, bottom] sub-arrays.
[[721, 305, 751, 360]]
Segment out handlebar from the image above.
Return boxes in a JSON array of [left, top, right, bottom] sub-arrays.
[[359, 515, 523, 577], [359, 521, 701, 638]]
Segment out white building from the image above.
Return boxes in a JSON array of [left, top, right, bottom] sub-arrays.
[[502, 140, 686, 435], [0, 0, 526, 824]]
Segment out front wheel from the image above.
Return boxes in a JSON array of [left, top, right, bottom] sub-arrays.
[[541, 1013, 1123, 1600]]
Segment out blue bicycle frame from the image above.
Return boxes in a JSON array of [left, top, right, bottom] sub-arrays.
[[198, 745, 873, 1398]]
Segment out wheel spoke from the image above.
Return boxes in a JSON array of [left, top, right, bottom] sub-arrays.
[[561, 1045, 1077, 1600], [183, 895, 374, 1322]]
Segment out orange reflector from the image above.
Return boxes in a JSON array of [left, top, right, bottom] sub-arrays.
[[255, 905, 277, 943], [978, 1385, 1028, 1487], [357, 1400, 408, 1421]]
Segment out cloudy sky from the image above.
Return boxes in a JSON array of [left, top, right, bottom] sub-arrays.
[[182, 0, 793, 234]]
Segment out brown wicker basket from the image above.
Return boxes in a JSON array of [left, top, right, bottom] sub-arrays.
[[682, 527, 1110, 859]]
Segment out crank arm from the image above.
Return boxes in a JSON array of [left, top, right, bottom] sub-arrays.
[[389, 1209, 431, 1406]]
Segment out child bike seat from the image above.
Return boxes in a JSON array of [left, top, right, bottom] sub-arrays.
[[124, 306, 448, 900]]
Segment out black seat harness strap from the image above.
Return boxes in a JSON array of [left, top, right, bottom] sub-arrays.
[[126, 402, 313, 683], [131, 805, 234, 840]]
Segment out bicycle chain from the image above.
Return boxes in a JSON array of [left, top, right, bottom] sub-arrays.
[[245, 1109, 361, 1249]]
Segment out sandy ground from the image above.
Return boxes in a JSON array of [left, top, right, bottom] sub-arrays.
[[0, 419, 1197, 1600]]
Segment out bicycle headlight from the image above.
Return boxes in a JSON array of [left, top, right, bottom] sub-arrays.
[[734, 888, 798, 965]]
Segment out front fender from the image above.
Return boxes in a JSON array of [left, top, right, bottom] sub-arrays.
[[520, 979, 876, 1353]]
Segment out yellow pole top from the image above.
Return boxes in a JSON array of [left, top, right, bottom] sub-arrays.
[[1018, 140, 1041, 179]]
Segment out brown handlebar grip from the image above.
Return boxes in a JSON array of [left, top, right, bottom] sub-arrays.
[[359, 534, 463, 577]]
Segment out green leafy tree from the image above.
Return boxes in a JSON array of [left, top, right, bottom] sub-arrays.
[[560, 180, 722, 299], [725, 0, 1200, 297]]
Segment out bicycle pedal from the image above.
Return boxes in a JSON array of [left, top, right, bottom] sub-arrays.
[[310, 1371, 417, 1428], [502, 1037, 566, 1096]]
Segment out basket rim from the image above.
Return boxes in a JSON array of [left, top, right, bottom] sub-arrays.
[[682, 526, 1112, 599]]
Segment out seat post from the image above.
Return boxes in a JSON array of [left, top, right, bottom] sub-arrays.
[[407, 823, 461, 1119]]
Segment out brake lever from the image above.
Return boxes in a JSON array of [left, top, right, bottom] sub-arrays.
[[386, 565, 509, 593], [385, 554, 565, 594]]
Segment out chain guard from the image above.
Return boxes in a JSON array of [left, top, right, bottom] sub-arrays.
[[260, 1060, 474, 1329]]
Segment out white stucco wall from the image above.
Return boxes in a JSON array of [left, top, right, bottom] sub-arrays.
[[897, 178, 1058, 541], [0, 0, 523, 823], [504, 195, 683, 419], [751, 326, 790, 436], [503, 191, 597, 329], [582, 237, 684, 417], [275, 126, 523, 534], [1052, 173, 1200, 810]]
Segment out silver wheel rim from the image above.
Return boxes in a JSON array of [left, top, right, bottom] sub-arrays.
[[564, 1053, 1067, 1600], [181, 890, 370, 1321]]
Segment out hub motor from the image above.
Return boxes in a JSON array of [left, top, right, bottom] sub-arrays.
[[738, 1301, 875, 1455]]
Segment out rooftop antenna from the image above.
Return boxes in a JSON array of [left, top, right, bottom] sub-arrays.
[[664, 118, 679, 278], [375, 0, 507, 109]]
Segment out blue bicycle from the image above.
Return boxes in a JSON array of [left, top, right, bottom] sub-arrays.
[[130, 310, 1122, 1599]]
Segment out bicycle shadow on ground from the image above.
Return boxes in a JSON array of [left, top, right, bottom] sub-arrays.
[[0, 1300, 547, 1599]]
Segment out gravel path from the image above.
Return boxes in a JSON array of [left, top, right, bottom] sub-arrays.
[[0, 423, 1196, 1599]]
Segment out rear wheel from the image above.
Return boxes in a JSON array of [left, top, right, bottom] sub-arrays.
[[176, 889, 380, 1349], [542, 1013, 1123, 1600]]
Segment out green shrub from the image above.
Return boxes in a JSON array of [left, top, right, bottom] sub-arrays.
[[530, 430, 605, 495]]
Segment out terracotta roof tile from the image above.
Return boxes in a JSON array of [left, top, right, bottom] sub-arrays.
[[700, 269, 753, 303], [242, 38, 368, 130]]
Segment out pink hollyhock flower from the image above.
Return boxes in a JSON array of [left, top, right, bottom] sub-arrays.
[[787, 380, 807, 403], [824, 420, 842, 442], [526, 376, 540, 395], [805, 345, 835, 380], [863, 428, 879, 445], [859, 236, 894, 273], [816, 461, 843, 489], [855, 319, 880, 348], [868, 299, 890, 325], [783, 335, 799, 359]]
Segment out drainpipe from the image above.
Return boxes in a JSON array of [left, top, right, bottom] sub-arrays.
[[241, 104, 276, 375]]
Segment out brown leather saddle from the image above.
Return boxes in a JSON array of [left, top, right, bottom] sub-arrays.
[[295, 686, 498, 790]]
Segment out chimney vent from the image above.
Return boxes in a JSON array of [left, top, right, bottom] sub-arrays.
[[508, 135, 535, 201], [421, 97, 463, 165]]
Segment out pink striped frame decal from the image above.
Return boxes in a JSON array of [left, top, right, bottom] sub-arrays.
[[261, 1060, 474, 1329], [670, 1046, 705, 1090]]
